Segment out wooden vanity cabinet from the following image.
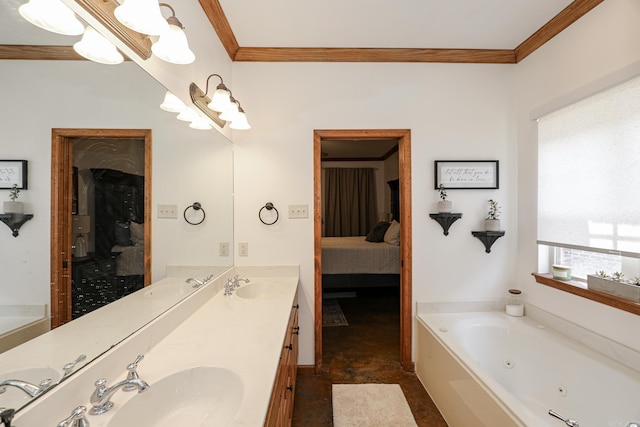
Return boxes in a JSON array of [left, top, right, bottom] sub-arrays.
[[265, 292, 299, 427]]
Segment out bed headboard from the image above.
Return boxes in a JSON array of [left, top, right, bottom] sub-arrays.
[[92, 168, 145, 257]]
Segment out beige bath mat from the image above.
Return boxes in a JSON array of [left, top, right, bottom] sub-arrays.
[[332, 383, 418, 427]]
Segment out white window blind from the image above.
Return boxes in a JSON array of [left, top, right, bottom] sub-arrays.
[[537, 74, 640, 257]]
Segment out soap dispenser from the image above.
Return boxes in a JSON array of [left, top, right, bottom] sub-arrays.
[[506, 289, 524, 317]]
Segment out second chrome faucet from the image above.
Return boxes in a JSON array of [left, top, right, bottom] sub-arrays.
[[224, 275, 250, 296], [89, 354, 150, 415]]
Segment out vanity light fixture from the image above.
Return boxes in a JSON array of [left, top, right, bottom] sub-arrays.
[[18, 0, 84, 36], [189, 77, 251, 130], [151, 4, 195, 65], [204, 74, 232, 113], [73, 26, 124, 65], [114, 0, 168, 36], [176, 107, 200, 122], [189, 114, 213, 130], [229, 106, 251, 130], [218, 97, 240, 123], [159, 91, 187, 113]]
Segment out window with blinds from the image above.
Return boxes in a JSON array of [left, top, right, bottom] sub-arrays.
[[537, 73, 640, 266]]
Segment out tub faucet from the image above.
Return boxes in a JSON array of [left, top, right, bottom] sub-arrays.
[[0, 378, 53, 398], [90, 377, 149, 415]]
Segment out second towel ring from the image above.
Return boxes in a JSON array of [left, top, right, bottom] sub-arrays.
[[259, 202, 279, 225], [184, 202, 206, 225]]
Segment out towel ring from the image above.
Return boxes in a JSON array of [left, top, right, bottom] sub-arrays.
[[184, 202, 206, 225], [259, 202, 279, 225]]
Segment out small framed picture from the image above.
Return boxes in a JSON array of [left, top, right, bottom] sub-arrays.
[[434, 160, 499, 189], [0, 160, 28, 189]]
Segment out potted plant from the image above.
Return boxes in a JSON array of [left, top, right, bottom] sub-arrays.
[[587, 270, 640, 303], [437, 185, 452, 213], [485, 199, 500, 231], [3, 184, 23, 214]]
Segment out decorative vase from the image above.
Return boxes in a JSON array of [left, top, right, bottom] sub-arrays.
[[587, 275, 640, 302], [485, 219, 501, 231], [437, 201, 452, 213], [3, 201, 23, 214]]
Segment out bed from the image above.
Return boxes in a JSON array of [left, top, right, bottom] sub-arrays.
[[321, 221, 401, 289], [93, 168, 145, 294]]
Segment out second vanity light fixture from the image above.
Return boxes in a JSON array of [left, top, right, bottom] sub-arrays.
[[189, 74, 251, 130]]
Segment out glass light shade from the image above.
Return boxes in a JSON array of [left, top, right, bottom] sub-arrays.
[[19, 0, 84, 36], [159, 91, 187, 113], [189, 115, 212, 130], [114, 0, 168, 36], [73, 26, 124, 65], [207, 87, 232, 112], [229, 110, 251, 130], [176, 108, 199, 122], [151, 23, 195, 65], [219, 102, 240, 122]]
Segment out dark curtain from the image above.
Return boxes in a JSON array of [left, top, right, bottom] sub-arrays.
[[324, 168, 378, 237]]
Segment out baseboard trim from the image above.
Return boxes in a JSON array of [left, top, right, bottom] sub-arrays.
[[297, 365, 316, 375]]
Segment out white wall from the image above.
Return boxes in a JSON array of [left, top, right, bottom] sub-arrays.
[[231, 62, 516, 364], [0, 60, 233, 306], [514, 0, 640, 351]]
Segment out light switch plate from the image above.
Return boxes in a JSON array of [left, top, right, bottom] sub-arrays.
[[288, 204, 308, 219], [158, 204, 177, 219]]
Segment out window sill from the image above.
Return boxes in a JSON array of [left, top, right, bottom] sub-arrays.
[[532, 273, 640, 316]]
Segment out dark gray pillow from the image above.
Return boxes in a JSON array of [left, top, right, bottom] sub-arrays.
[[365, 221, 391, 242], [114, 221, 132, 246]]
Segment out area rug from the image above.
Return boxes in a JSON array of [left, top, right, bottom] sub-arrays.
[[323, 298, 348, 327], [332, 384, 418, 427]]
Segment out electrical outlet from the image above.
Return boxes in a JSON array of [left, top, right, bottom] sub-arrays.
[[158, 204, 177, 219], [219, 242, 229, 257], [288, 204, 309, 219], [238, 242, 248, 257]]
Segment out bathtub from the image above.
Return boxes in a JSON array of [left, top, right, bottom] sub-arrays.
[[416, 310, 640, 427]]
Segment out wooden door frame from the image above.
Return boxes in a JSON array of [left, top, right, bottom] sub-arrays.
[[313, 129, 412, 373], [51, 128, 152, 328]]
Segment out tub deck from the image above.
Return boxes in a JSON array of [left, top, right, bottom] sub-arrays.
[[0, 305, 48, 353], [416, 309, 640, 427]]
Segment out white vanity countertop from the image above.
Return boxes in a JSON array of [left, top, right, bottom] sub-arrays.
[[13, 266, 299, 427]]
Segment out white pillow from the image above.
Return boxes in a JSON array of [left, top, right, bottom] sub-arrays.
[[383, 220, 400, 245]]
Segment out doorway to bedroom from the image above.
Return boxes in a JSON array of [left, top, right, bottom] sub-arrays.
[[313, 129, 412, 373], [50, 129, 152, 328]]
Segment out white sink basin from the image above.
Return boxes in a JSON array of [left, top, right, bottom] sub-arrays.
[[106, 367, 243, 427], [235, 282, 286, 299], [142, 281, 194, 299]]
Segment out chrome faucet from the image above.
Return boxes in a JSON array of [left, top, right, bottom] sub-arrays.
[[186, 274, 214, 288], [0, 378, 53, 398], [89, 377, 149, 415], [56, 406, 89, 427], [186, 277, 204, 288], [224, 275, 250, 296], [89, 354, 150, 415]]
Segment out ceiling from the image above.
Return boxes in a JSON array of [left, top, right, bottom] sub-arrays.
[[1, 0, 604, 62], [0, 0, 603, 158]]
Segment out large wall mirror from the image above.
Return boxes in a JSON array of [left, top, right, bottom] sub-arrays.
[[0, 2, 234, 413]]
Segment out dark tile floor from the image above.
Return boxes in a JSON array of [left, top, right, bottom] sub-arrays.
[[292, 287, 448, 426]]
